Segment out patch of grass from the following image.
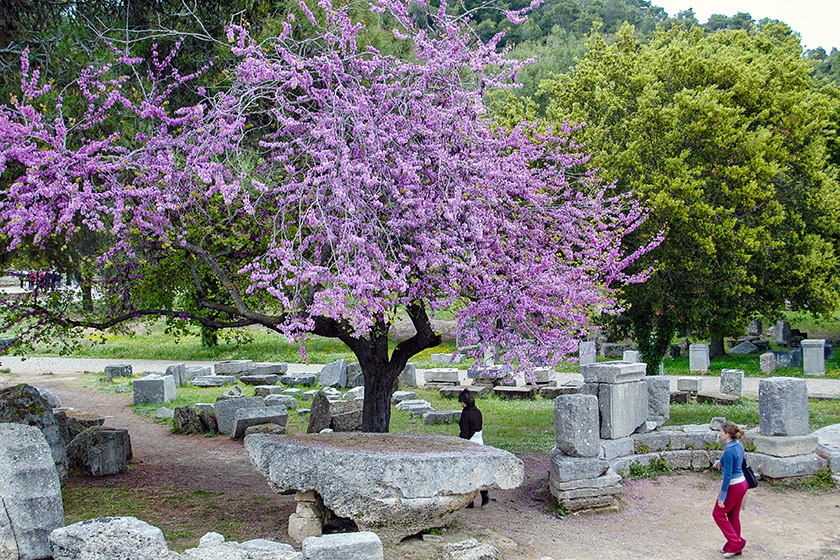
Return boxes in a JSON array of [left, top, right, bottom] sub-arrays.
[[544, 502, 569, 517], [665, 398, 840, 432], [766, 470, 837, 494], [628, 455, 673, 479], [0, 367, 10, 374]]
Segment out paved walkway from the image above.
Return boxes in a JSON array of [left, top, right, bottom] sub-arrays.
[[1, 356, 839, 399]]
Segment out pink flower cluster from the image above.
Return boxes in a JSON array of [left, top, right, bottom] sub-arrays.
[[0, 0, 659, 374]]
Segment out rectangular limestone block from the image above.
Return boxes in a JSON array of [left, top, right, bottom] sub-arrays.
[[677, 377, 703, 393], [643, 376, 670, 427], [231, 406, 289, 439], [554, 394, 600, 457], [801, 339, 826, 376], [600, 437, 634, 461], [548, 448, 608, 483], [598, 381, 648, 439], [214, 397, 266, 436], [746, 452, 827, 479], [632, 431, 671, 453], [664, 450, 692, 470], [745, 429, 818, 457], [252, 362, 288, 375], [132, 374, 176, 405], [579, 361, 646, 384], [688, 344, 709, 372], [422, 368, 460, 384], [105, 364, 132, 378], [720, 369, 744, 397], [759, 377, 809, 436], [578, 341, 597, 366], [549, 481, 623, 501], [214, 360, 254, 375]]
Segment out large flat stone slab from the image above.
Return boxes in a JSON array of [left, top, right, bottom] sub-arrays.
[[746, 452, 827, 479], [214, 397, 266, 436], [245, 433, 523, 542], [744, 429, 818, 457], [579, 361, 646, 384], [0, 423, 64, 560]]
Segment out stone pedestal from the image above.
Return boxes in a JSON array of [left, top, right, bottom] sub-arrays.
[[759, 377, 809, 436], [760, 352, 776, 375], [802, 339, 826, 376], [688, 344, 709, 373], [720, 369, 744, 397], [579, 341, 597, 366]]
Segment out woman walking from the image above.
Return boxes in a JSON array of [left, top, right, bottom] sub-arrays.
[[713, 421, 748, 557], [458, 388, 489, 507]]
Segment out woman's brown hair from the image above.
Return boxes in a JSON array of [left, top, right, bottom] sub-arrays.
[[721, 421, 745, 440]]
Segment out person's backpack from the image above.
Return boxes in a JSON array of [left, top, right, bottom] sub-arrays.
[[742, 457, 758, 489]]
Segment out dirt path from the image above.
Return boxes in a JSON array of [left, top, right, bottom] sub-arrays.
[[2, 369, 839, 560]]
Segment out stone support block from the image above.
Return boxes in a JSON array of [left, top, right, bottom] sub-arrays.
[[744, 429, 818, 457], [548, 448, 608, 483], [632, 431, 671, 453], [746, 452, 827, 479], [600, 438, 634, 461], [643, 376, 670, 427], [677, 377, 703, 393], [579, 361, 646, 384], [802, 339, 826, 376], [759, 377, 809, 436], [553, 394, 599, 457], [133, 374, 176, 405], [493, 386, 535, 400], [689, 344, 709, 372], [598, 380, 648, 439], [302, 532, 383, 560], [720, 369, 745, 397]]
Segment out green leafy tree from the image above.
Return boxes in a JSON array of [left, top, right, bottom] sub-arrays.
[[540, 22, 840, 364]]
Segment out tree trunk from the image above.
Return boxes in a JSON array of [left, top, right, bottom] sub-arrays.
[[709, 335, 726, 359], [630, 304, 675, 369]]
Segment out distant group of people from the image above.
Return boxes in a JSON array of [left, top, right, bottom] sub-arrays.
[[18, 270, 64, 290]]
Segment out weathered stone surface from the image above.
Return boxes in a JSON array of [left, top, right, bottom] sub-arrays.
[[192, 375, 238, 387], [395, 399, 434, 416], [36, 387, 62, 409], [198, 407, 218, 433], [423, 411, 455, 425], [240, 374, 280, 386], [307, 392, 332, 434], [802, 339, 826, 376], [232, 406, 289, 439], [424, 368, 461, 384], [0, 383, 68, 482], [441, 538, 501, 560], [696, 391, 741, 405], [56, 411, 106, 447], [254, 385, 285, 397], [165, 363, 186, 386], [216, 385, 244, 401], [186, 365, 213, 379], [265, 394, 299, 409], [553, 394, 599, 458], [179, 534, 301, 560], [759, 377, 809, 436], [814, 424, 840, 474], [132, 373, 178, 404], [156, 407, 174, 419], [759, 352, 776, 375], [174, 406, 204, 434], [104, 364, 132, 378], [622, 350, 640, 363], [493, 386, 535, 400], [720, 369, 744, 396], [402, 363, 418, 387], [772, 349, 802, 368], [431, 353, 464, 364], [66, 426, 132, 476], [579, 341, 597, 365], [598, 381, 648, 439], [632, 431, 671, 453], [280, 375, 316, 387], [643, 376, 670, 427], [50, 517, 171, 560], [688, 344, 709, 373], [579, 361, 646, 384], [391, 390, 417, 403], [252, 362, 288, 376], [548, 448, 608, 482], [539, 382, 583, 399], [246, 433, 523, 543], [319, 360, 348, 388], [289, 514, 322, 543], [331, 410, 363, 432], [214, 360, 254, 376], [730, 340, 759, 355], [215, 397, 266, 436], [746, 452, 827, 479], [344, 386, 364, 401], [302, 532, 383, 560], [600, 437, 634, 461], [677, 377, 703, 393], [0, 423, 63, 560], [744, 429, 818, 457]]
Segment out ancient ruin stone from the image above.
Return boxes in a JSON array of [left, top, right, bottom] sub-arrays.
[[174, 406, 204, 434], [66, 426, 132, 476], [0, 383, 68, 481]]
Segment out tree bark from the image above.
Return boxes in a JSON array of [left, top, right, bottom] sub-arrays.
[[709, 335, 726, 359]]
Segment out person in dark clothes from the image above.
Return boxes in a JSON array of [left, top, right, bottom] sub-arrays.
[[458, 388, 489, 507]]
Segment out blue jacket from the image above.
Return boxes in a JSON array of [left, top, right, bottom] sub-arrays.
[[719, 440, 745, 501]]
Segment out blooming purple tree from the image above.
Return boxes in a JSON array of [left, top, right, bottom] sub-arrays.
[[0, 0, 658, 431]]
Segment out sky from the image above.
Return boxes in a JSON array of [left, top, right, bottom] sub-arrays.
[[653, 0, 839, 52]]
